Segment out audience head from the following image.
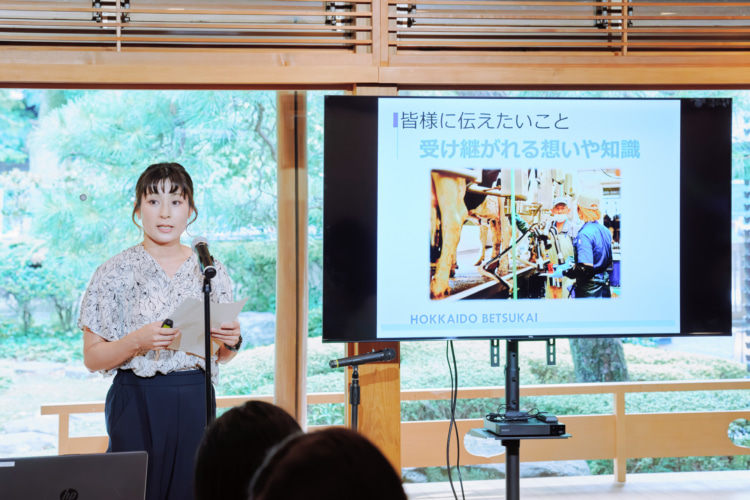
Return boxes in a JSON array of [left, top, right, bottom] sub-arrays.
[[249, 427, 407, 500], [194, 401, 302, 500]]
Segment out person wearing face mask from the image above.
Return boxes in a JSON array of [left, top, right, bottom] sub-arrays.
[[563, 192, 613, 298], [544, 197, 578, 299]]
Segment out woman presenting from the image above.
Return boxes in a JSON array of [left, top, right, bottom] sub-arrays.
[[79, 162, 242, 500]]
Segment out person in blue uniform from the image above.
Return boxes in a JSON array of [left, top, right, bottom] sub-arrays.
[[563, 192, 613, 298], [79, 162, 243, 500]]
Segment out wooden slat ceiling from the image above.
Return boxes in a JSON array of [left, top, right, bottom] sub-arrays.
[[389, 0, 750, 55], [0, 0, 373, 51], [0, 0, 747, 55]]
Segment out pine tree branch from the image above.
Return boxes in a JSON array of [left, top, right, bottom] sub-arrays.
[[255, 102, 276, 163]]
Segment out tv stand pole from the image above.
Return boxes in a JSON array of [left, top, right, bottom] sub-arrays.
[[503, 339, 521, 500], [474, 339, 568, 500]]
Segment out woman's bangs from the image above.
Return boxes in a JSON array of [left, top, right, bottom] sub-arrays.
[[143, 170, 192, 198]]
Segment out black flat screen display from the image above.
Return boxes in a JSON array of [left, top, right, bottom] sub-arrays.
[[323, 96, 732, 342]]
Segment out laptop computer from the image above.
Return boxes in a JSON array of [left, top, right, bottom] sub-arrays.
[[0, 451, 148, 500]]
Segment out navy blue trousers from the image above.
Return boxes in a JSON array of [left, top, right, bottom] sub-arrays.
[[105, 369, 214, 500]]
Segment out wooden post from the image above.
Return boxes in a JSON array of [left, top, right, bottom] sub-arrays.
[[343, 84, 401, 472], [344, 342, 401, 471], [613, 390, 627, 482], [275, 91, 309, 429]]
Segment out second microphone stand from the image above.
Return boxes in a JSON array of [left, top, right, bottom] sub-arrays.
[[328, 348, 396, 433], [349, 365, 360, 432]]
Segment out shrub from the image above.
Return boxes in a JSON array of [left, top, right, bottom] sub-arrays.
[[216, 241, 277, 313], [0, 321, 82, 363], [218, 343, 276, 396]]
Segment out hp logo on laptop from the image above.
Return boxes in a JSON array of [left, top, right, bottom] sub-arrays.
[[60, 489, 79, 500]]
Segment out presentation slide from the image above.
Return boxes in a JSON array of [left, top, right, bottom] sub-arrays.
[[375, 97, 681, 339]]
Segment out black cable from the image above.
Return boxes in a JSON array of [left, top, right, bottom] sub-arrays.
[[486, 405, 549, 423], [445, 341, 465, 500], [446, 341, 458, 500], [449, 341, 466, 500]]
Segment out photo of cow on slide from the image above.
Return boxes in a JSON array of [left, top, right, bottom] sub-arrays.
[[429, 167, 620, 301]]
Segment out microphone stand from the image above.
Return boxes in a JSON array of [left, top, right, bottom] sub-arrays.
[[202, 274, 215, 427], [349, 366, 360, 432], [329, 349, 397, 433]]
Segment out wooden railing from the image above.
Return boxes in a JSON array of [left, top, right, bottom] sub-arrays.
[[41, 379, 750, 482], [39, 392, 340, 455]]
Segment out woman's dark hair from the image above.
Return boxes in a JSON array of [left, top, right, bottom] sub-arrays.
[[132, 162, 197, 229], [193, 401, 302, 500], [249, 427, 407, 500]]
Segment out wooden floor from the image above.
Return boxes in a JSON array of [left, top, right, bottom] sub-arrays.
[[403, 470, 750, 500]]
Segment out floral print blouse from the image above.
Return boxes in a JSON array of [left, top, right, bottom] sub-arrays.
[[78, 244, 234, 383]]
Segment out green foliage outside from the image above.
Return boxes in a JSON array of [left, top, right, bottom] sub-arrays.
[[227, 338, 749, 418], [221, 337, 750, 479], [216, 241, 278, 313], [220, 343, 276, 396], [306, 239, 324, 338], [405, 465, 504, 483], [0, 89, 330, 348], [0, 324, 83, 364], [0, 90, 35, 164], [1, 90, 312, 353]]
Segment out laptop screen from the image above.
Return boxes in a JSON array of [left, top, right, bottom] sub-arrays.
[[0, 451, 147, 500]]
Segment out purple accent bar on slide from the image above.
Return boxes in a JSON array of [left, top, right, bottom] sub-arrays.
[[393, 112, 398, 127]]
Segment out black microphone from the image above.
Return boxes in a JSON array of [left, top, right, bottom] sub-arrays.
[[191, 236, 217, 279], [329, 348, 397, 369]]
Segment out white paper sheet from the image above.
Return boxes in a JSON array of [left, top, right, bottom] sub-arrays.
[[165, 297, 248, 358]]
